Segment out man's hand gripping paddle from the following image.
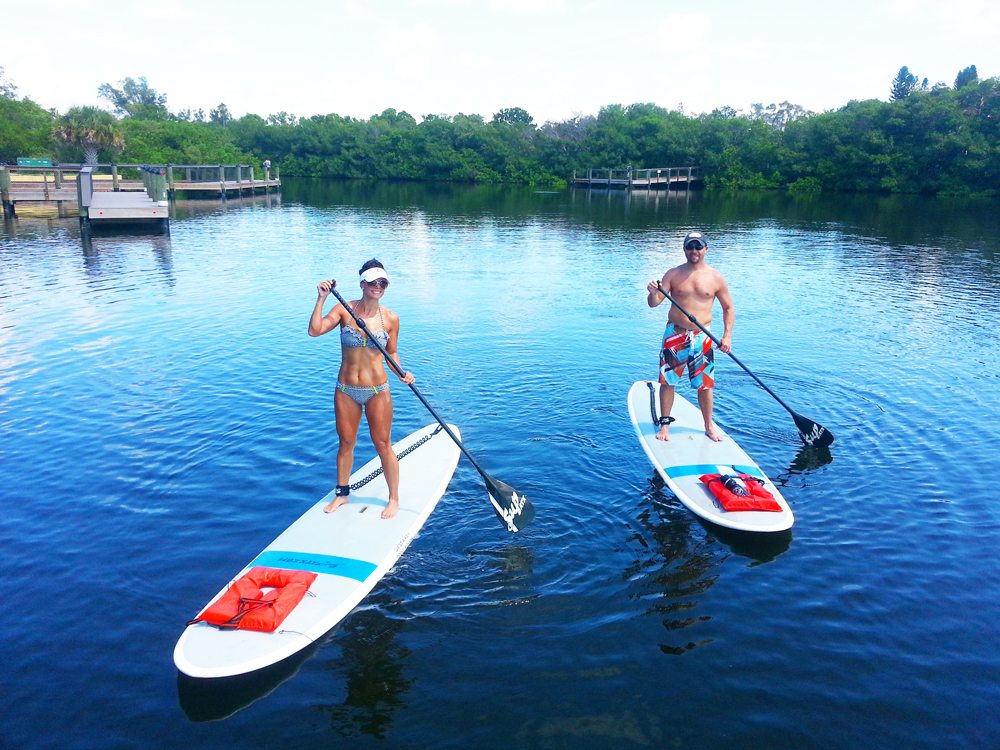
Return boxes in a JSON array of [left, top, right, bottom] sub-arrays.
[[656, 282, 834, 448]]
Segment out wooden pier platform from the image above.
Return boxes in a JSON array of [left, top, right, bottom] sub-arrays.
[[1, 162, 280, 222], [572, 166, 700, 190], [87, 190, 169, 224], [77, 165, 170, 231]]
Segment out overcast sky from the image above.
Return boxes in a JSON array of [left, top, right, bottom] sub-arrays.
[[5, 0, 998, 123]]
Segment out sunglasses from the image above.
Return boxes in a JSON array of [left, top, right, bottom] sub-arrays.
[[684, 243, 706, 251], [364, 279, 390, 289]]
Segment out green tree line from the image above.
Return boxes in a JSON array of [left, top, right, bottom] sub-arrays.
[[2, 66, 998, 196]]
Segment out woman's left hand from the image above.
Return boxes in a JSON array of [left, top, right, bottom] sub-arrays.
[[400, 370, 415, 384]]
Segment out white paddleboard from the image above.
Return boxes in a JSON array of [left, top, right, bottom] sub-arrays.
[[174, 423, 461, 678], [628, 380, 793, 532]]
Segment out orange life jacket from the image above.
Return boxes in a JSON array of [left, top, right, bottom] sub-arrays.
[[699, 473, 783, 512], [191, 566, 318, 632]]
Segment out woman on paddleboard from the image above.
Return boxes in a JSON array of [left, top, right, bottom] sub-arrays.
[[309, 259, 415, 519]]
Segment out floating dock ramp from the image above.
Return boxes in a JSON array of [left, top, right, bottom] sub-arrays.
[[77, 166, 169, 231]]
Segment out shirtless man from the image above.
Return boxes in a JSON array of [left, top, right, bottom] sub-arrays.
[[646, 231, 734, 442]]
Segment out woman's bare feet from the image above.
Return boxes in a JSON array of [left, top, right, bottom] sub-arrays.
[[705, 425, 723, 442], [323, 496, 349, 513], [656, 424, 671, 441], [381, 498, 399, 519]]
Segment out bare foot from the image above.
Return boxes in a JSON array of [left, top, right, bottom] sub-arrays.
[[323, 496, 349, 514], [381, 498, 399, 519], [656, 424, 671, 441], [705, 425, 723, 442]]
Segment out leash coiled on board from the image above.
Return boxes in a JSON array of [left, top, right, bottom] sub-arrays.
[[349, 424, 444, 490]]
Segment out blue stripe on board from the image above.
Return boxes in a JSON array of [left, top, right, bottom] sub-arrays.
[[250, 550, 378, 582], [664, 464, 765, 479]]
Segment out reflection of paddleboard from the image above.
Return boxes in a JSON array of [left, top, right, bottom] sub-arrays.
[[176, 641, 319, 721], [627, 381, 793, 533], [174, 423, 461, 678]]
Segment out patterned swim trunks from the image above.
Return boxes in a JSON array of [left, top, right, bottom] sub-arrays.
[[658, 325, 715, 390]]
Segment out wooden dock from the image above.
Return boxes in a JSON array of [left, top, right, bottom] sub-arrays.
[[75, 165, 170, 230], [572, 166, 700, 190], [87, 191, 169, 225], [161, 164, 281, 197], [1, 162, 280, 222]]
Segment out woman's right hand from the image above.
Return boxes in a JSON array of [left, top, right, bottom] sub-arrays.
[[317, 279, 336, 298]]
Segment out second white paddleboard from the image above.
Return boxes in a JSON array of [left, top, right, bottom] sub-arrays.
[[628, 380, 793, 532]]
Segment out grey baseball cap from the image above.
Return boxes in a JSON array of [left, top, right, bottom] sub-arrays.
[[683, 231, 707, 250]]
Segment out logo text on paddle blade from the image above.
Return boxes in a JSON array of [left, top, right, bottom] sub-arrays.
[[491, 490, 528, 533]]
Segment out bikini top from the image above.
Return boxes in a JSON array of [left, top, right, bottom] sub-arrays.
[[341, 304, 389, 349]]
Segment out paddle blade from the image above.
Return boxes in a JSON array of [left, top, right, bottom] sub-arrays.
[[793, 413, 835, 449], [484, 473, 535, 532]]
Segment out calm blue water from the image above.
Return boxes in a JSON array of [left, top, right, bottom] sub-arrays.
[[2, 184, 999, 749]]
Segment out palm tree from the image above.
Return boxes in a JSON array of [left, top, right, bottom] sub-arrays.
[[53, 106, 124, 164]]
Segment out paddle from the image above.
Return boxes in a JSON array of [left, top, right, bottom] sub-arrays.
[[656, 282, 834, 448], [327, 283, 535, 532]]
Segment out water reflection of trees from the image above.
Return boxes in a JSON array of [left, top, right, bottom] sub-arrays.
[[280, 181, 1000, 273], [316, 607, 412, 741]]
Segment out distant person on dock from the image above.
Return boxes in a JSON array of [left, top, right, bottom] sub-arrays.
[[646, 230, 734, 442], [309, 259, 415, 518], [262, 159, 271, 176]]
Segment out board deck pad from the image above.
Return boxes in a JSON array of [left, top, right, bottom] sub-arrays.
[[628, 380, 793, 533], [174, 423, 461, 678]]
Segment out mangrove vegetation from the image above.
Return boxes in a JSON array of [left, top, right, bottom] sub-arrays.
[[1, 66, 998, 196]]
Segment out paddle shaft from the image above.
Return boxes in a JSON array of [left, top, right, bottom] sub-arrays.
[[327, 286, 492, 481], [655, 282, 832, 445], [655, 282, 797, 411]]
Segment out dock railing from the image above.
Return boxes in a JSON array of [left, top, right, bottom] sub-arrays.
[[162, 163, 279, 194], [571, 166, 700, 189], [2, 162, 279, 216]]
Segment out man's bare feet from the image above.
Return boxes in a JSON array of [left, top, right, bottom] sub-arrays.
[[381, 498, 399, 519], [656, 415, 675, 441], [323, 496, 349, 514], [705, 425, 723, 442]]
